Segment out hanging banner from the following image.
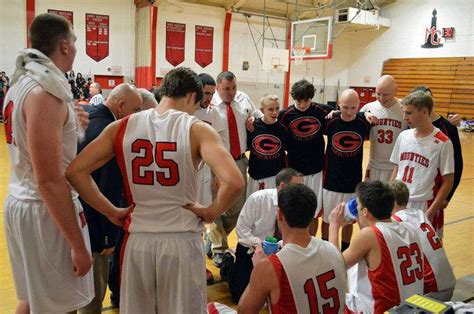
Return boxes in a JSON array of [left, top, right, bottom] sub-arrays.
[[166, 22, 185, 66], [86, 13, 109, 62], [195, 25, 213, 68], [48, 9, 74, 27]]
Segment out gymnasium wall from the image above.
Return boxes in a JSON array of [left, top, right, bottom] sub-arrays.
[[0, 0, 135, 80]]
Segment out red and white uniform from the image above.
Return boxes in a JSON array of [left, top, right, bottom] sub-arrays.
[[390, 128, 454, 231], [392, 209, 455, 299], [269, 237, 346, 314], [346, 222, 424, 313], [115, 108, 207, 313], [194, 105, 225, 206], [360, 100, 407, 182]]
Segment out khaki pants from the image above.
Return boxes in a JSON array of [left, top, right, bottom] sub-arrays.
[[79, 253, 110, 314], [209, 158, 248, 253]]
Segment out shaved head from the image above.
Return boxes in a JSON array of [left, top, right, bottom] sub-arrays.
[[375, 75, 397, 107], [339, 89, 360, 105], [106, 83, 142, 119]]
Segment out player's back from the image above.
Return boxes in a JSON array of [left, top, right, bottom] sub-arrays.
[[115, 108, 202, 233], [392, 209, 455, 294], [346, 222, 424, 313], [268, 237, 346, 313]]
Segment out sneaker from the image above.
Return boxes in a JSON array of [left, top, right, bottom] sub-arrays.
[[213, 253, 224, 268], [219, 252, 235, 282], [206, 268, 214, 285]]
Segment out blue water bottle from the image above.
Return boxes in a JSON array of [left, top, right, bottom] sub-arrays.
[[344, 197, 358, 221], [262, 236, 280, 255]]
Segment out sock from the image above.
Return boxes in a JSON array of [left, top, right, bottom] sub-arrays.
[[341, 241, 350, 252]]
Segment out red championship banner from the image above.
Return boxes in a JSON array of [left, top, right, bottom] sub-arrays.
[[166, 22, 185, 66], [195, 25, 213, 68], [48, 9, 74, 26], [86, 14, 109, 62]]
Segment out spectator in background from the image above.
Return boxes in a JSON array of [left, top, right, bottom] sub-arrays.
[[89, 82, 105, 106], [67, 70, 75, 84], [0, 71, 9, 121], [138, 88, 159, 109], [76, 72, 86, 88]]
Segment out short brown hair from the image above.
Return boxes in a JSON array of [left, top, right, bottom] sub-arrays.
[[30, 13, 72, 56], [389, 180, 409, 207], [401, 90, 433, 114]]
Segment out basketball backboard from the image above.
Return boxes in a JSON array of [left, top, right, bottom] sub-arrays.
[[291, 16, 333, 60], [262, 48, 290, 72]]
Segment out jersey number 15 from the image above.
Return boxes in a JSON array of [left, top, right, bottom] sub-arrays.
[[304, 270, 340, 313]]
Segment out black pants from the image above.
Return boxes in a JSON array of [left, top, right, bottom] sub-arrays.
[[228, 243, 254, 303], [108, 228, 124, 306]]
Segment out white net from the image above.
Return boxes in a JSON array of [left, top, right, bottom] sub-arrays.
[[293, 47, 309, 65]]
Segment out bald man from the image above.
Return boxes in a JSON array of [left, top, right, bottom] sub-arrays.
[[321, 89, 371, 249], [360, 75, 408, 182], [78, 83, 142, 313]]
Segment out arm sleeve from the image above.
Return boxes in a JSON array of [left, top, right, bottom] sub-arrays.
[[446, 125, 463, 201], [236, 196, 261, 247]]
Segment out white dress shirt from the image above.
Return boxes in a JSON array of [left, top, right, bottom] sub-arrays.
[[89, 93, 105, 106], [236, 188, 278, 248], [212, 90, 261, 153]]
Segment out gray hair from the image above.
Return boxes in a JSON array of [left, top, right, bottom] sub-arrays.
[[138, 88, 158, 109]]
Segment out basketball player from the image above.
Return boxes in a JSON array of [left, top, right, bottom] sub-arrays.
[[2, 13, 126, 314], [238, 184, 346, 313], [390, 181, 456, 301], [390, 91, 454, 233], [246, 94, 288, 196], [321, 89, 371, 250], [279, 79, 334, 234], [360, 75, 408, 182], [66, 67, 244, 313], [329, 181, 424, 313]]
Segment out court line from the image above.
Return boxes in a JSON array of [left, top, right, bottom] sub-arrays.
[[445, 215, 474, 226]]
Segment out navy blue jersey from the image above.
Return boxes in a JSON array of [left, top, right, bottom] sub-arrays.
[[323, 113, 371, 193], [279, 103, 331, 175], [433, 116, 463, 201], [247, 119, 288, 180]]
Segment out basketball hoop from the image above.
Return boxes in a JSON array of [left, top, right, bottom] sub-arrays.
[[273, 64, 284, 73], [292, 47, 310, 65]]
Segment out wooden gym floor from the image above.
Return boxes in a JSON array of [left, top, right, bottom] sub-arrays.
[[0, 124, 472, 312]]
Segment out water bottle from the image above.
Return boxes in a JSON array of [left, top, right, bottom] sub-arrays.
[[344, 197, 358, 221], [262, 236, 280, 255]]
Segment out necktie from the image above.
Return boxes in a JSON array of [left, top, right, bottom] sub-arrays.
[[226, 102, 241, 159]]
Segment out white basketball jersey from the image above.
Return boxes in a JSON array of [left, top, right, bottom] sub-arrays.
[[346, 222, 424, 313], [274, 237, 346, 314], [360, 100, 407, 170], [3, 75, 79, 201], [115, 108, 203, 233], [392, 209, 455, 293], [390, 128, 454, 202]]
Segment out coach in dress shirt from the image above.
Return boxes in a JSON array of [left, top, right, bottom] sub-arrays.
[[207, 71, 262, 267]]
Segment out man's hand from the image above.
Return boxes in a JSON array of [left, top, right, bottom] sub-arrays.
[[448, 113, 461, 126], [251, 243, 266, 266], [100, 247, 115, 255], [426, 208, 436, 223], [329, 203, 351, 228], [364, 111, 379, 125], [108, 206, 130, 226], [71, 246, 93, 277], [246, 116, 255, 132], [326, 110, 340, 119], [184, 202, 213, 223], [76, 105, 90, 130]]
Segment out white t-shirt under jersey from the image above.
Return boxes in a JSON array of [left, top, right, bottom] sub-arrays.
[[390, 128, 454, 202], [360, 100, 407, 170]]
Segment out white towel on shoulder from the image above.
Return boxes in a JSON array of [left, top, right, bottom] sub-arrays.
[[10, 48, 73, 102]]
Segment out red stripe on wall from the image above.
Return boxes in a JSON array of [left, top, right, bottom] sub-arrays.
[[151, 6, 158, 86], [284, 21, 291, 108], [135, 66, 153, 89], [26, 0, 35, 47], [223, 12, 232, 71]]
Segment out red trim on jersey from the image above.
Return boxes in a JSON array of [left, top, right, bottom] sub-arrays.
[[268, 254, 297, 314], [391, 214, 402, 222], [430, 169, 444, 231], [207, 302, 219, 314], [119, 231, 130, 288], [369, 225, 400, 313], [114, 115, 135, 232], [423, 254, 438, 294], [434, 131, 449, 143]]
